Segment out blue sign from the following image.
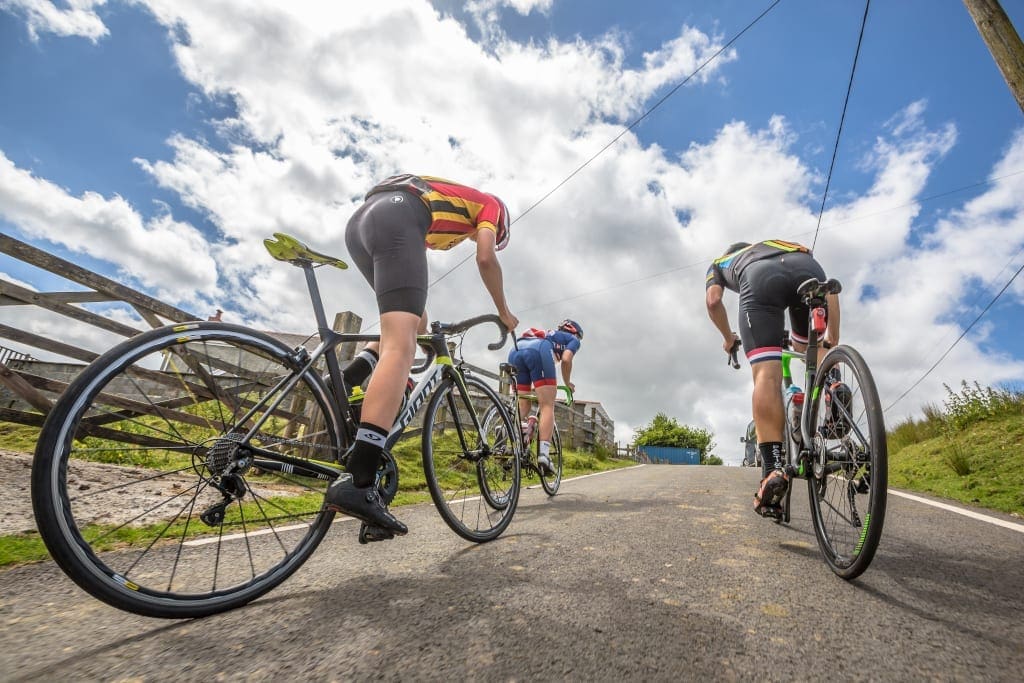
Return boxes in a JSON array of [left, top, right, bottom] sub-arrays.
[[637, 446, 700, 464]]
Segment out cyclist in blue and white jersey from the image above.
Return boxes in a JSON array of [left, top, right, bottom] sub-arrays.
[[507, 320, 583, 474]]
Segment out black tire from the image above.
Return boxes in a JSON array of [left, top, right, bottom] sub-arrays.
[[423, 375, 520, 542], [539, 425, 563, 496], [806, 345, 888, 580], [477, 405, 518, 511], [31, 322, 343, 618]]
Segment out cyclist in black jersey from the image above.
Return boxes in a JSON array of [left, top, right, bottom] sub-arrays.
[[705, 240, 841, 516]]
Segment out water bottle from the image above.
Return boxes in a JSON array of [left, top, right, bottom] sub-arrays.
[[521, 414, 538, 444], [786, 385, 805, 443]]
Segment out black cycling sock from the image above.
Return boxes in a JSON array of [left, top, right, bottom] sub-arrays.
[[343, 349, 379, 388], [759, 442, 784, 478], [346, 423, 388, 488]]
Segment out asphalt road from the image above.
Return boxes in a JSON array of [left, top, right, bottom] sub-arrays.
[[2, 465, 1022, 682]]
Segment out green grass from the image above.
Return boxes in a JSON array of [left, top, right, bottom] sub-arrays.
[[1, 424, 633, 568], [888, 382, 1024, 516]]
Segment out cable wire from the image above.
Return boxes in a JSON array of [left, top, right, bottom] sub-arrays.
[[811, 0, 871, 251], [428, 0, 785, 290], [884, 259, 1024, 413]]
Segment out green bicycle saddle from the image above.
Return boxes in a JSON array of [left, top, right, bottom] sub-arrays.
[[264, 232, 348, 269]]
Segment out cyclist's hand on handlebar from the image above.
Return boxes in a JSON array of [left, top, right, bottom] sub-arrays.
[[499, 311, 519, 335]]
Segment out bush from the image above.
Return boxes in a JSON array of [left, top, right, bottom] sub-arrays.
[[943, 381, 1023, 431]]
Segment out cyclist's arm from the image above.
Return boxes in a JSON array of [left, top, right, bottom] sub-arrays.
[[473, 228, 519, 332], [560, 349, 575, 392], [825, 293, 840, 347], [705, 284, 737, 353]]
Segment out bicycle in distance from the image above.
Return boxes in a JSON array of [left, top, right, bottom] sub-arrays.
[[31, 232, 524, 618], [483, 365, 573, 500], [729, 278, 888, 580]]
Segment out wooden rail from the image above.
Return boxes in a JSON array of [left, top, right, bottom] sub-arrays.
[[0, 233, 616, 453]]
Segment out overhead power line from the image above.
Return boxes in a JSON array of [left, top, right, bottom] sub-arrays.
[[812, 0, 871, 251], [884, 258, 1024, 413], [517, 168, 1024, 314], [428, 0, 785, 290]]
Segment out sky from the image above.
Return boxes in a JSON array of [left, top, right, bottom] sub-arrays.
[[2, 0, 1023, 465]]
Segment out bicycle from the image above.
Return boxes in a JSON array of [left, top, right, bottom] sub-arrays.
[[728, 277, 887, 580], [31, 232, 523, 618], [482, 365, 573, 499]]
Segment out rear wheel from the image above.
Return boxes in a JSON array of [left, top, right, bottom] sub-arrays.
[[806, 345, 887, 580], [539, 425, 563, 496], [422, 375, 520, 542], [31, 322, 343, 618]]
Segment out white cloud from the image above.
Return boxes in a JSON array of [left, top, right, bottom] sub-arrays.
[[0, 0, 108, 41], [4, 1, 1024, 465], [0, 151, 219, 305]]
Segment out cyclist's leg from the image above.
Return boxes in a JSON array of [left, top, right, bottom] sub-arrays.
[[327, 191, 429, 534], [739, 260, 790, 512]]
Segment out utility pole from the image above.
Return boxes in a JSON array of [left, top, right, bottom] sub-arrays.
[[963, 0, 1024, 115]]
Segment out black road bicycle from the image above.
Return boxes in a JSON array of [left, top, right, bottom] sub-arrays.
[[481, 364, 574, 500], [729, 278, 887, 580], [31, 233, 523, 618]]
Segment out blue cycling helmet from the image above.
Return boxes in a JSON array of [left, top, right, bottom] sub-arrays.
[[558, 319, 583, 340]]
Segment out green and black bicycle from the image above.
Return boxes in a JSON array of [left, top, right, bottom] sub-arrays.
[[31, 233, 523, 618], [730, 278, 887, 580]]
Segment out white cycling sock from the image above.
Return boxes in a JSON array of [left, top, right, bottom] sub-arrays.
[[539, 441, 551, 457]]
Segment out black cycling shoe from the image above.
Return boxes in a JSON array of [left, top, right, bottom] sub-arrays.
[[754, 469, 789, 517], [358, 522, 395, 544], [325, 477, 408, 536]]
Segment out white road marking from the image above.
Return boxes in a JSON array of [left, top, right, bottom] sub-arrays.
[[890, 489, 1024, 534]]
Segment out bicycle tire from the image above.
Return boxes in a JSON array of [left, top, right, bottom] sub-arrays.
[[477, 404, 517, 511], [31, 322, 343, 618], [422, 374, 520, 542], [539, 424, 563, 496], [806, 345, 888, 580]]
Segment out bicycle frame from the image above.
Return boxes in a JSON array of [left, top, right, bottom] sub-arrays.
[[237, 255, 504, 481]]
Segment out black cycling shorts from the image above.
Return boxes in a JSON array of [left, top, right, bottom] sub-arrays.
[[737, 251, 827, 363], [345, 191, 432, 315]]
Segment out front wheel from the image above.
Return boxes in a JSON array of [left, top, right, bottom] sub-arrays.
[[806, 345, 888, 580], [422, 374, 521, 542], [31, 322, 343, 618]]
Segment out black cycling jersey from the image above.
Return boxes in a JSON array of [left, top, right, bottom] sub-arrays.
[[705, 240, 811, 292], [706, 240, 826, 363]]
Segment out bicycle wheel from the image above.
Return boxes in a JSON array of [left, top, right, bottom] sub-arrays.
[[539, 424, 563, 496], [422, 374, 520, 542], [477, 404, 518, 511], [805, 345, 888, 580], [32, 322, 344, 618]]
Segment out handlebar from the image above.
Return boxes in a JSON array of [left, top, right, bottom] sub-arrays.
[[432, 314, 510, 351], [558, 384, 574, 406], [727, 338, 741, 369]]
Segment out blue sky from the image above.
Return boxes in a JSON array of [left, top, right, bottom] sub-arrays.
[[2, 0, 1023, 462]]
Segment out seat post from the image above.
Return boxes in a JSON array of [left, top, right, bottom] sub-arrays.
[[301, 262, 332, 336]]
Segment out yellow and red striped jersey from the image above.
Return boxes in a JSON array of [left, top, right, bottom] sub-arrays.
[[366, 174, 509, 251]]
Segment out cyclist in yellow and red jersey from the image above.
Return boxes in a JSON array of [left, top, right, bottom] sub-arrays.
[[705, 240, 840, 517], [326, 174, 519, 538]]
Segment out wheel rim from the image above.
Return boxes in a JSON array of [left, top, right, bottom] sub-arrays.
[[808, 350, 886, 573], [40, 327, 341, 611], [424, 377, 519, 541]]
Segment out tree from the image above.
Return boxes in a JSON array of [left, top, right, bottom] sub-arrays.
[[633, 412, 718, 464]]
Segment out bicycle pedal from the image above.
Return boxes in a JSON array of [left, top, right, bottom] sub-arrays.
[[755, 505, 784, 520], [358, 522, 396, 544]]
